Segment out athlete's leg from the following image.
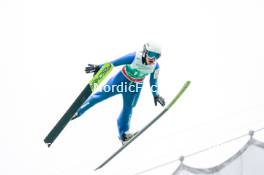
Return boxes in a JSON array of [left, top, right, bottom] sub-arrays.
[[117, 82, 143, 139], [76, 72, 125, 117]]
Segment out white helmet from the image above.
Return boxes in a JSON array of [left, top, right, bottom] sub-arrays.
[[143, 42, 161, 59]]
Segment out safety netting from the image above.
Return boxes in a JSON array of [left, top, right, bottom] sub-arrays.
[[172, 138, 264, 175]]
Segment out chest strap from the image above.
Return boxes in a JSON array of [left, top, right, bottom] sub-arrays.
[[121, 67, 145, 82]]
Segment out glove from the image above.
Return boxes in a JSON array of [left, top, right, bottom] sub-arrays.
[[154, 95, 165, 107], [85, 64, 100, 76]]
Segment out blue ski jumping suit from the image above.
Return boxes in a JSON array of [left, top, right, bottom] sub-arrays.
[[76, 51, 160, 139]]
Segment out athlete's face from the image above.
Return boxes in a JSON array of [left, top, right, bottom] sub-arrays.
[[145, 51, 160, 65], [146, 56, 156, 65]]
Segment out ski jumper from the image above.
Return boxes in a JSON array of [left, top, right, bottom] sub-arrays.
[[76, 51, 160, 139]]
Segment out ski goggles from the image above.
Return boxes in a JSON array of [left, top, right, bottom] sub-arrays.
[[147, 51, 160, 59]]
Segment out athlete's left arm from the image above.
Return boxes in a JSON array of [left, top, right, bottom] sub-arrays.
[[149, 63, 160, 97], [150, 63, 166, 106]]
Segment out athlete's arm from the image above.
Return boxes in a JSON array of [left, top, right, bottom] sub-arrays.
[[149, 63, 160, 97]]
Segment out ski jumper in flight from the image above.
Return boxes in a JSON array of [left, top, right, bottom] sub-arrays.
[[72, 42, 165, 144]]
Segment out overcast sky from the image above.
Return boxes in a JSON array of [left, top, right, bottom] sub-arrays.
[[1, 0, 264, 175]]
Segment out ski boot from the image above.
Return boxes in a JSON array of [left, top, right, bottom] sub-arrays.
[[120, 131, 138, 145], [71, 112, 79, 120]]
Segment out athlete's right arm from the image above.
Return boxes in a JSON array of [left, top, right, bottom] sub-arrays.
[[85, 52, 135, 75], [108, 52, 135, 67]]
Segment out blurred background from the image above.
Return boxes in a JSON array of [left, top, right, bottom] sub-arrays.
[[0, 0, 264, 174]]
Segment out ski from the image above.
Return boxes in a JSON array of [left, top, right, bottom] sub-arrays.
[[95, 81, 191, 170], [44, 63, 113, 147]]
